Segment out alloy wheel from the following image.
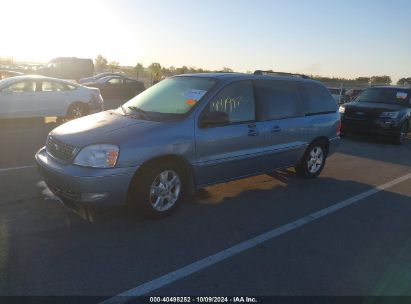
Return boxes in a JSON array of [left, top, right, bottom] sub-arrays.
[[71, 105, 84, 118], [399, 124, 408, 143], [307, 146, 324, 174], [149, 170, 181, 212]]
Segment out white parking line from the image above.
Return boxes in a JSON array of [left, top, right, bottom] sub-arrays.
[[0, 165, 36, 173], [101, 172, 411, 304]]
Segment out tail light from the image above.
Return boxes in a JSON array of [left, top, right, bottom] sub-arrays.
[[336, 118, 342, 136]]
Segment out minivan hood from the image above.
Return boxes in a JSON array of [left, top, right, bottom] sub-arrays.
[[345, 101, 405, 112], [50, 110, 160, 147]]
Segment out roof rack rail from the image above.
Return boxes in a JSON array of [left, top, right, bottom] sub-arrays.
[[253, 70, 310, 79]]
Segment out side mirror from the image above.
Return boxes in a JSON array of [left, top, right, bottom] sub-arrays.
[[199, 111, 230, 128]]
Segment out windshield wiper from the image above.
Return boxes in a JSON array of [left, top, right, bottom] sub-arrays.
[[127, 106, 150, 119]]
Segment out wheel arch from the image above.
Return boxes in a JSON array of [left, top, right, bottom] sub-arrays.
[[127, 154, 196, 199], [309, 136, 330, 156]]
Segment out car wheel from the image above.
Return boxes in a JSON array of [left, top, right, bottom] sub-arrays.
[[129, 162, 184, 218], [392, 122, 408, 145], [295, 141, 327, 178], [67, 102, 89, 119]]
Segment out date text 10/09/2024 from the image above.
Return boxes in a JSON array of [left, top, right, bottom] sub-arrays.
[[149, 297, 258, 303]]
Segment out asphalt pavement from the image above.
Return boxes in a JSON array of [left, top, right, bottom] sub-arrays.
[[0, 117, 410, 300]]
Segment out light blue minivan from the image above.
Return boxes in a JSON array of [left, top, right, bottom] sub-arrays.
[[36, 71, 340, 217]]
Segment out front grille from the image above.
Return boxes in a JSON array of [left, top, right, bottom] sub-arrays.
[[345, 108, 380, 121], [46, 136, 78, 163]]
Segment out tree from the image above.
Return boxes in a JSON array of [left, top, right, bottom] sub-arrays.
[[175, 66, 189, 75], [148, 62, 162, 83], [95, 55, 108, 73], [370, 75, 391, 85], [221, 67, 233, 72], [355, 77, 370, 84], [397, 77, 411, 86], [107, 61, 119, 72], [134, 63, 145, 80]]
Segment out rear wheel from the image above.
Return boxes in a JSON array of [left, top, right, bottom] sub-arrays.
[[295, 141, 327, 178], [67, 102, 89, 119], [128, 162, 185, 218]]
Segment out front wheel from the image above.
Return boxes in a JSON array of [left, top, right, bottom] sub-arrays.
[[391, 122, 408, 145], [129, 163, 184, 218], [295, 142, 327, 178]]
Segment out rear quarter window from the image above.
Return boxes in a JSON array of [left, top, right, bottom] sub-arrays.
[[254, 80, 304, 120], [65, 83, 77, 90], [302, 82, 337, 115]]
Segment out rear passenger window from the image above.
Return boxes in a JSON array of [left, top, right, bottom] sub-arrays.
[[207, 81, 255, 123], [303, 83, 337, 115], [254, 80, 303, 120], [3, 81, 37, 93], [42, 81, 67, 92], [108, 78, 123, 84]]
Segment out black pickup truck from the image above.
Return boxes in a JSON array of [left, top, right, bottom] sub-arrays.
[[339, 86, 411, 144]]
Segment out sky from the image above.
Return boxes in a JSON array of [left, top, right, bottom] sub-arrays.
[[2, 0, 410, 81]]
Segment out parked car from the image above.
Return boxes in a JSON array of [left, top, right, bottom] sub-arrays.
[[83, 75, 145, 100], [35, 72, 340, 217], [328, 87, 346, 104], [339, 86, 411, 144], [79, 72, 127, 84], [0, 76, 103, 119], [36, 57, 94, 81], [0, 70, 24, 80]]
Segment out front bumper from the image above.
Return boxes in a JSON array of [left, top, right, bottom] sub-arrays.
[[35, 147, 138, 207], [341, 116, 401, 136]]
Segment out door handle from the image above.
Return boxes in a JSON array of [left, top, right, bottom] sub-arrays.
[[248, 129, 259, 136], [271, 126, 282, 133]]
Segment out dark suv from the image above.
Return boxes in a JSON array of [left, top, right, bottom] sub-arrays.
[[36, 71, 340, 217], [339, 86, 411, 144]]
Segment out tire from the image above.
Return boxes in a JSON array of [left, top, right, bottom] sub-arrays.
[[295, 141, 327, 178], [67, 102, 89, 119], [128, 162, 185, 218], [391, 122, 408, 145]]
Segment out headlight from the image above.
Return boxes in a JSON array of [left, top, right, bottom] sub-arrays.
[[379, 111, 400, 119], [73, 144, 119, 168], [339, 106, 345, 114]]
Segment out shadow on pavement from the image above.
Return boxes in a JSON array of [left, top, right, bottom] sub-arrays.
[[1, 171, 411, 295], [336, 135, 411, 167]]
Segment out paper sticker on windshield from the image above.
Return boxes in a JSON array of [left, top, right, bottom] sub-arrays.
[[185, 99, 197, 106], [396, 92, 408, 100], [182, 89, 207, 101]]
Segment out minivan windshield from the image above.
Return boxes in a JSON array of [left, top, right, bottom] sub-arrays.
[[123, 77, 216, 119], [355, 88, 409, 104]]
